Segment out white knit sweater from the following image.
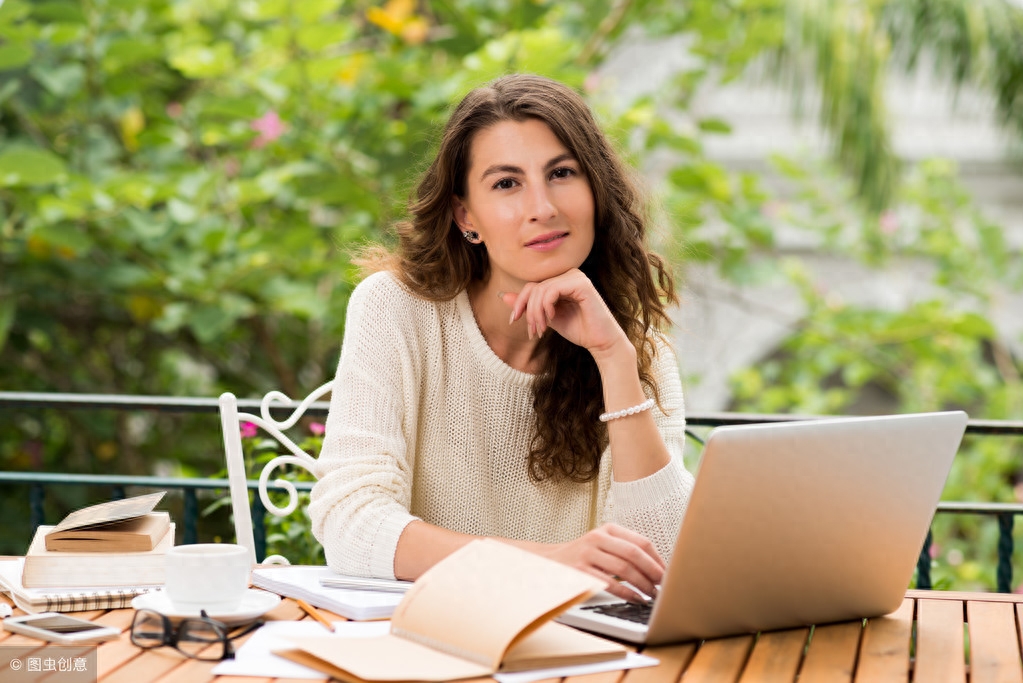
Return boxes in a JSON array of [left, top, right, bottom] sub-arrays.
[[308, 271, 695, 579]]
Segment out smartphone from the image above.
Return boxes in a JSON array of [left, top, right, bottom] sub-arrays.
[[3, 613, 121, 645]]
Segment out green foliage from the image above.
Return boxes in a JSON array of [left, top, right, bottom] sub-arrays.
[[2, 0, 1022, 592], [0, 0, 653, 553]]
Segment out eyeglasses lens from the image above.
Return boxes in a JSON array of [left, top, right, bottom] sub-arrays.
[[177, 620, 226, 660], [130, 610, 167, 649]]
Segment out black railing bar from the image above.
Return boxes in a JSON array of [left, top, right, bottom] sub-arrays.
[[935, 502, 1023, 514], [0, 392, 331, 416], [0, 472, 314, 492], [3, 392, 1023, 435]]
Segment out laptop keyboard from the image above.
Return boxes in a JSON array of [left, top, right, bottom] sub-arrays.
[[582, 601, 653, 625]]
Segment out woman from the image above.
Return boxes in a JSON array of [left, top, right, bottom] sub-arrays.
[[309, 74, 694, 602]]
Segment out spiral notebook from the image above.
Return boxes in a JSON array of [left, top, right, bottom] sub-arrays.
[[251, 565, 405, 621], [0, 558, 161, 613]]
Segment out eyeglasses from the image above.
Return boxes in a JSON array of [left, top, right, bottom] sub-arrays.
[[130, 609, 263, 661]]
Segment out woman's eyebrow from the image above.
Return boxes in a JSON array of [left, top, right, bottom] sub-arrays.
[[543, 153, 576, 171], [480, 163, 522, 181], [478, 153, 578, 182]]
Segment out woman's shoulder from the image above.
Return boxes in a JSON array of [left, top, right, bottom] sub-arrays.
[[348, 270, 459, 326], [352, 269, 409, 299], [351, 270, 427, 310]]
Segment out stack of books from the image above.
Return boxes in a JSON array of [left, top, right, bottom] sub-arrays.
[[0, 491, 173, 612]]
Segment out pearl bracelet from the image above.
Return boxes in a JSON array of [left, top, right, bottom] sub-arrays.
[[599, 398, 655, 423]]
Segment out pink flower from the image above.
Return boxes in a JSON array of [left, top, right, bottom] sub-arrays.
[[223, 157, 240, 178], [761, 200, 784, 219], [250, 110, 287, 148], [309, 422, 326, 436], [240, 422, 258, 438], [879, 210, 899, 235]]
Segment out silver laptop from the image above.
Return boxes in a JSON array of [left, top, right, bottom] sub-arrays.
[[558, 411, 968, 644]]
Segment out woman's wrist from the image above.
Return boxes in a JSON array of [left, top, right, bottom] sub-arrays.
[[589, 334, 636, 372]]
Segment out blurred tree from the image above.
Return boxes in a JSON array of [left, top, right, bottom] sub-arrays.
[[1, 0, 1021, 588]]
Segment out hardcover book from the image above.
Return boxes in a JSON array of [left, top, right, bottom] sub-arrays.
[[22, 522, 174, 589], [44, 491, 169, 552]]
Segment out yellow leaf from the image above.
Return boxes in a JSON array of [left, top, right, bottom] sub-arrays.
[[366, 8, 402, 35], [97, 442, 118, 461], [366, 0, 416, 36], [401, 17, 429, 45], [127, 295, 163, 323], [26, 235, 51, 258], [336, 53, 368, 85], [120, 106, 145, 152]]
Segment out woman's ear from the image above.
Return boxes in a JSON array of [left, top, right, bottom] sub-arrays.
[[451, 196, 482, 245], [451, 195, 470, 231]]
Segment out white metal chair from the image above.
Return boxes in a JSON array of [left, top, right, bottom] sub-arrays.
[[218, 382, 332, 566]]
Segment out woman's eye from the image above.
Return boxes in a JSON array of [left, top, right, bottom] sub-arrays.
[[551, 167, 576, 180], [493, 178, 516, 190]]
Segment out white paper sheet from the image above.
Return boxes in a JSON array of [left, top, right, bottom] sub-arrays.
[[213, 620, 658, 681]]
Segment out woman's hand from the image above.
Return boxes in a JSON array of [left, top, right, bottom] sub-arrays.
[[501, 269, 628, 361], [543, 523, 665, 602]]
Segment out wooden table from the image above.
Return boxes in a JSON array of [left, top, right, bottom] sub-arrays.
[[2, 588, 1022, 682]]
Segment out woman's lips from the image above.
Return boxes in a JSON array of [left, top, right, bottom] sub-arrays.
[[525, 232, 569, 251]]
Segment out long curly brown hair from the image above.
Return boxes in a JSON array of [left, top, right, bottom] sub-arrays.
[[360, 74, 678, 482]]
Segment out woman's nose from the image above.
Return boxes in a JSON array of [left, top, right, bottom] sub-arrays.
[[527, 184, 557, 222]]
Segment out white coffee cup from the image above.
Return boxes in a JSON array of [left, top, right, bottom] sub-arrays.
[[164, 543, 250, 613]]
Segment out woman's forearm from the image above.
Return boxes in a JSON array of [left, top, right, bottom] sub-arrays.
[[592, 341, 672, 482], [393, 519, 555, 580], [395, 518, 664, 601]]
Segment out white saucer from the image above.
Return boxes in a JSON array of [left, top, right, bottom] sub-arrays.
[[131, 589, 281, 626]]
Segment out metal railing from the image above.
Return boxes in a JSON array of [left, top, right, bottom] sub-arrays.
[[2, 391, 1022, 589]]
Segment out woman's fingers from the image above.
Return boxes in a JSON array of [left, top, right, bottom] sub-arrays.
[[502, 269, 623, 348], [586, 538, 661, 599], [507, 282, 557, 339], [548, 524, 665, 603], [568, 555, 652, 603], [529, 284, 552, 338], [603, 522, 667, 570]]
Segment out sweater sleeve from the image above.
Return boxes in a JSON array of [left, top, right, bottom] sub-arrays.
[[307, 273, 421, 579], [604, 339, 695, 562]]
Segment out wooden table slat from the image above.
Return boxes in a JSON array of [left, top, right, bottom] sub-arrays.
[[906, 590, 1023, 604], [9, 589, 1023, 681], [853, 598, 914, 683], [967, 601, 1023, 683], [102, 647, 192, 683], [622, 643, 696, 683], [914, 598, 966, 683], [799, 621, 863, 683], [96, 633, 149, 680], [738, 628, 809, 683], [680, 635, 754, 682], [151, 660, 224, 683]]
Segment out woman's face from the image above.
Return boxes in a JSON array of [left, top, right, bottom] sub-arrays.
[[452, 118, 595, 291]]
